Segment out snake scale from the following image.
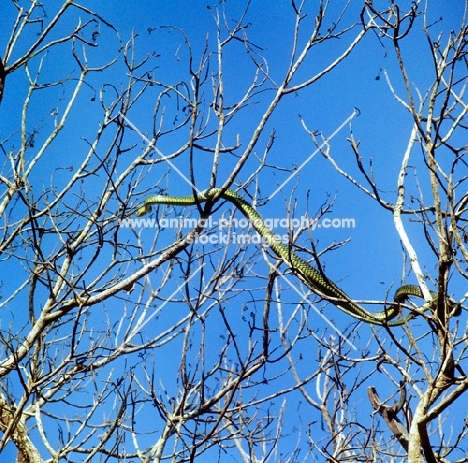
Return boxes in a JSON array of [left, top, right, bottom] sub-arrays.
[[136, 188, 460, 325]]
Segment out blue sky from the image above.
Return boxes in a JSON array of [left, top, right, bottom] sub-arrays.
[[1, 0, 467, 460]]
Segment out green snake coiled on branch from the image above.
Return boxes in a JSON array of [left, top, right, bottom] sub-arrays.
[[136, 188, 460, 326]]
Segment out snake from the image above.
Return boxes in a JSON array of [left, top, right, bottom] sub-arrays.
[[135, 188, 461, 325]]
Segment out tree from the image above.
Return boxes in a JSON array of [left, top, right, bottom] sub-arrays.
[[315, 3, 468, 460], [0, 1, 466, 462]]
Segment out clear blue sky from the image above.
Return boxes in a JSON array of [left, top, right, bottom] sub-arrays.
[[1, 1, 466, 460]]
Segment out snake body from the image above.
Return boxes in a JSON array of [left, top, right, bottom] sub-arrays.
[[136, 188, 459, 325]]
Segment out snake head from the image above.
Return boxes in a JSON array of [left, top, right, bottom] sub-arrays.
[[449, 300, 463, 317], [135, 203, 152, 217]]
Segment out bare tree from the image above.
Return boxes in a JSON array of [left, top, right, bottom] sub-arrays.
[[306, 2, 468, 461], [0, 1, 466, 462]]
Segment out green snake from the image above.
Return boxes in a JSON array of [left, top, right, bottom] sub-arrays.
[[136, 188, 460, 325]]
